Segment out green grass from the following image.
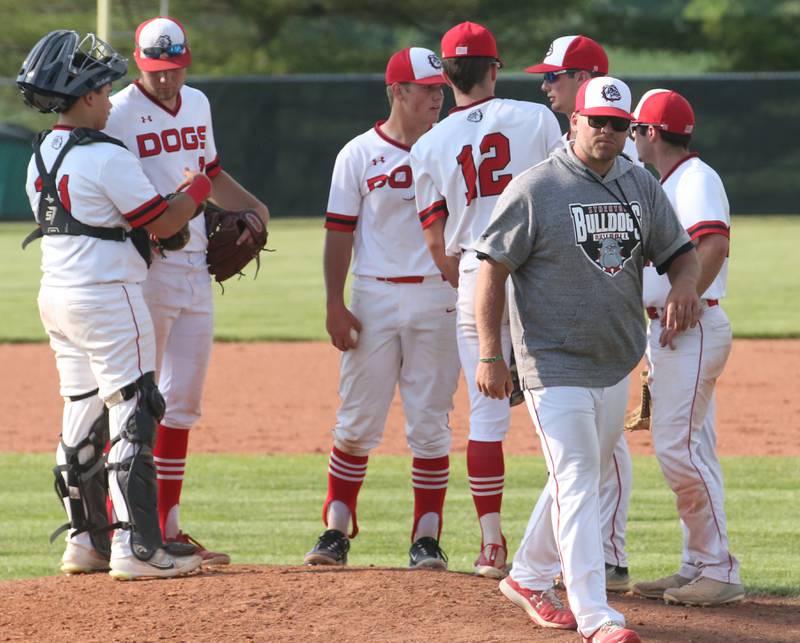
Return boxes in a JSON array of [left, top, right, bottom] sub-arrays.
[[0, 216, 798, 341], [1, 453, 798, 595]]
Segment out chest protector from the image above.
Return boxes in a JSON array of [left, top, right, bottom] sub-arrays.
[[23, 127, 151, 266]]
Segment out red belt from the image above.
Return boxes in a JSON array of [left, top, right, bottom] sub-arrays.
[[375, 275, 446, 284], [646, 299, 718, 320]]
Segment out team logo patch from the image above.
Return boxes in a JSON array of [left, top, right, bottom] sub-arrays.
[[467, 108, 483, 123], [155, 34, 173, 48], [569, 201, 642, 275], [546, 43, 554, 56], [428, 54, 442, 70], [601, 84, 622, 102], [51, 137, 63, 150]]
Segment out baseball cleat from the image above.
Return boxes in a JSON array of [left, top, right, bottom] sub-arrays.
[[166, 531, 230, 565], [408, 537, 448, 570], [474, 537, 509, 579], [632, 572, 693, 600], [109, 548, 202, 581], [582, 621, 641, 643], [663, 576, 745, 606], [304, 529, 350, 565], [499, 576, 577, 630], [605, 563, 631, 593], [60, 541, 110, 575]]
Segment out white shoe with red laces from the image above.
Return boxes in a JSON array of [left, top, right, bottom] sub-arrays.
[[166, 531, 230, 565], [474, 535, 509, 579], [499, 576, 577, 630], [583, 621, 641, 643]]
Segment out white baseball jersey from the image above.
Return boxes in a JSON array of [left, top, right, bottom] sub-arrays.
[[105, 80, 222, 254], [25, 125, 167, 288], [643, 153, 730, 307], [411, 97, 561, 257], [325, 122, 439, 277]]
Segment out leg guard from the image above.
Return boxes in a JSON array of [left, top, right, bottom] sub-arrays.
[[106, 372, 166, 561], [51, 391, 111, 558]]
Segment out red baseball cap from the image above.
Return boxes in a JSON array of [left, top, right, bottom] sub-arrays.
[[134, 17, 192, 72], [632, 89, 695, 134], [441, 22, 501, 65], [575, 77, 633, 119], [525, 35, 608, 74], [385, 47, 446, 85]]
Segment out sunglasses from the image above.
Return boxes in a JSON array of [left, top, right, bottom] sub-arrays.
[[630, 124, 651, 136], [142, 43, 186, 59], [586, 115, 631, 132], [543, 69, 577, 83]]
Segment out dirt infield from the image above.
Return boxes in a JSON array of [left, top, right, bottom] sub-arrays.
[[1, 339, 798, 641], [3, 339, 799, 455], [2, 566, 799, 642]]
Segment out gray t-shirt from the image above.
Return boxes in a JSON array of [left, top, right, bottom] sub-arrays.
[[473, 144, 691, 389]]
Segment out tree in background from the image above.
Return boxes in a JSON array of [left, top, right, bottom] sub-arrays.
[[1, 0, 798, 77]]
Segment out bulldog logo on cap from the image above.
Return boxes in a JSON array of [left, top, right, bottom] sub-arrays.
[[601, 85, 622, 102], [546, 43, 554, 56], [155, 34, 173, 49], [428, 54, 442, 69]]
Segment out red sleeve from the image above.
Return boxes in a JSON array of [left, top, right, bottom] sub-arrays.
[[418, 200, 448, 229], [324, 212, 358, 233], [686, 220, 730, 240], [123, 195, 168, 228], [205, 156, 222, 178]]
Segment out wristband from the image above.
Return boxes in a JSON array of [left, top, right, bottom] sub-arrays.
[[184, 174, 212, 207], [479, 355, 504, 363]]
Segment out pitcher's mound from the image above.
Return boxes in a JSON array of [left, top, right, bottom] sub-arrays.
[[2, 565, 798, 642]]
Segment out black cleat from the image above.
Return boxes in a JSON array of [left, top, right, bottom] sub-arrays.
[[409, 537, 448, 570], [304, 529, 350, 565]]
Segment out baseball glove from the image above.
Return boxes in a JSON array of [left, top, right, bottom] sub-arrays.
[[204, 202, 268, 283], [624, 370, 651, 431], [150, 193, 205, 256]]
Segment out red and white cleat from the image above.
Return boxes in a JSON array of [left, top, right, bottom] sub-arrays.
[[474, 536, 509, 579], [166, 531, 230, 565], [582, 621, 641, 643], [499, 576, 577, 630]]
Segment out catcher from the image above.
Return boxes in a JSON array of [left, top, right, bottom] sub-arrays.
[[103, 15, 269, 565]]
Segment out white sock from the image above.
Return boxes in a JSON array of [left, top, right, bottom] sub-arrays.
[[327, 500, 351, 535], [479, 512, 503, 546], [414, 512, 440, 541]]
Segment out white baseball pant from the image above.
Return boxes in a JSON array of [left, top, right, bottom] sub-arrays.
[[142, 252, 214, 429], [510, 376, 631, 636], [647, 304, 740, 584], [332, 275, 459, 458], [456, 252, 512, 442], [38, 282, 156, 551]]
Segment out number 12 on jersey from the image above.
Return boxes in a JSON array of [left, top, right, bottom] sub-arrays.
[[455, 132, 512, 206]]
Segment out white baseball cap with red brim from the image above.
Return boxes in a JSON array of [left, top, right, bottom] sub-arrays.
[[385, 47, 446, 85], [134, 16, 192, 72], [575, 77, 633, 119], [632, 89, 695, 134], [525, 35, 608, 74]]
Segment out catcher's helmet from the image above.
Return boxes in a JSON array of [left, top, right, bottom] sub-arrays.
[[17, 30, 127, 113]]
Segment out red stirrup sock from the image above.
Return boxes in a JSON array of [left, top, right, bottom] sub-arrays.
[[411, 455, 450, 541], [323, 446, 368, 537], [153, 424, 190, 540], [467, 440, 505, 518]]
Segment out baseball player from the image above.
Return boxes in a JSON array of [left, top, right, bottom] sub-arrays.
[[19, 29, 208, 579], [104, 16, 269, 565], [525, 34, 638, 593], [410, 21, 561, 578], [630, 90, 744, 606], [474, 77, 702, 643], [303, 48, 459, 569]]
